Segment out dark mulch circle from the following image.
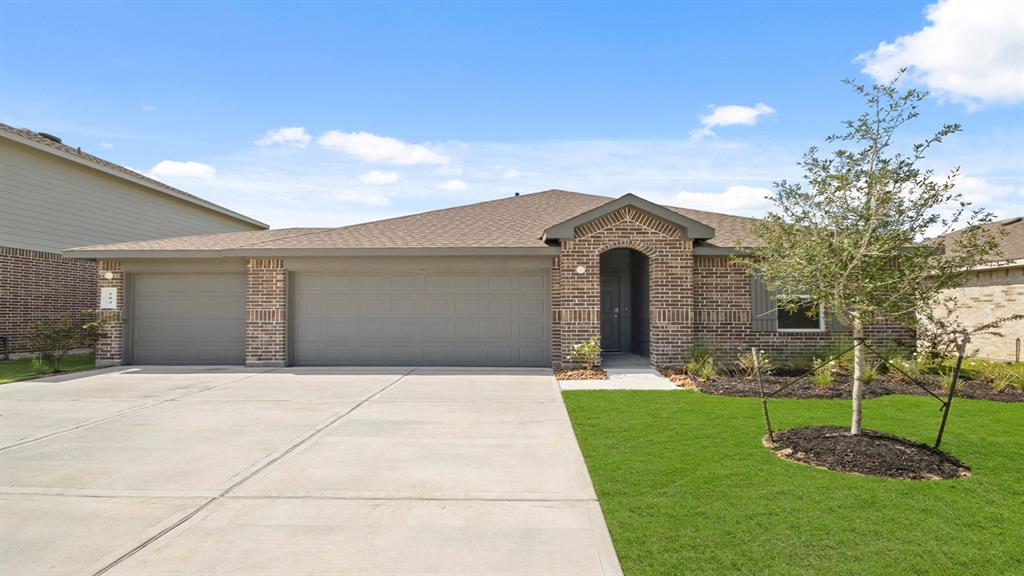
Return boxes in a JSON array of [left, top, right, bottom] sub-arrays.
[[767, 426, 971, 480], [689, 372, 1023, 402], [554, 368, 608, 381]]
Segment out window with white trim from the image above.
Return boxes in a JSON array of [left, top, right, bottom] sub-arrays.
[[777, 295, 824, 331]]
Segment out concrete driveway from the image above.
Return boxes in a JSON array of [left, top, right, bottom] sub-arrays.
[[0, 366, 620, 575]]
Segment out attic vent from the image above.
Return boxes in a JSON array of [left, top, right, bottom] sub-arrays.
[[1001, 217, 1022, 226], [38, 132, 62, 144]]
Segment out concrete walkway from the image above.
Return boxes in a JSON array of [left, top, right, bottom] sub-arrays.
[[0, 366, 621, 575], [560, 354, 678, 390]]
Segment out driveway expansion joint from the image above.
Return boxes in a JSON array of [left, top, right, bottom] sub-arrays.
[[88, 368, 416, 576]]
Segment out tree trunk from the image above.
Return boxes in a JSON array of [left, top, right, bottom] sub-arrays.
[[850, 316, 865, 435]]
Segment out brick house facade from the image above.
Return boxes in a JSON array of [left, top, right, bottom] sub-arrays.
[[0, 247, 97, 354], [80, 190, 916, 369]]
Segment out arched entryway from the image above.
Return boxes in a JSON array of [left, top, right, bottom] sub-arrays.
[[599, 247, 650, 364]]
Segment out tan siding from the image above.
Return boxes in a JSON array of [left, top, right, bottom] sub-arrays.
[[0, 139, 260, 253]]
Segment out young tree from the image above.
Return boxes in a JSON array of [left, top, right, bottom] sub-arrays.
[[743, 74, 1001, 435]]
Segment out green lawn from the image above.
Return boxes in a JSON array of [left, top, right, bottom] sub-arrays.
[[563, 390, 1024, 576], [0, 352, 96, 384]]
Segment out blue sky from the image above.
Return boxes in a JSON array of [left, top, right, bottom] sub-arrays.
[[2, 1, 1021, 230]]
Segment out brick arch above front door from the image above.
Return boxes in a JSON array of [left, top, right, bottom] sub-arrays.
[[552, 206, 694, 369]]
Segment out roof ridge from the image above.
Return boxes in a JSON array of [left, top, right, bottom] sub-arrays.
[[279, 189, 604, 240]]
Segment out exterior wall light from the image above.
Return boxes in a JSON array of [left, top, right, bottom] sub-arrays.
[[575, 266, 586, 274], [103, 271, 114, 280]]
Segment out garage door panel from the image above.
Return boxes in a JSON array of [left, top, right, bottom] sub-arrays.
[[292, 269, 549, 366], [131, 274, 245, 365]]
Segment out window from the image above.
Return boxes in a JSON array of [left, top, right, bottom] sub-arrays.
[[777, 296, 824, 331]]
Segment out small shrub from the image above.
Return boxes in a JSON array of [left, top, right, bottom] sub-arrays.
[[861, 362, 879, 386], [31, 355, 50, 373], [990, 372, 1016, 393], [888, 354, 923, 383], [566, 336, 601, 370], [937, 368, 956, 391], [27, 310, 105, 372], [686, 355, 718, 380], [825, 337, 855, 374], [810, 358, 835, 389], [735, 349, 775, 379]]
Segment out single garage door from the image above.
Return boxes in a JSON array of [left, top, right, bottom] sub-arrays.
[[291, 270, 550, 366], [130, 273, 246, 364]]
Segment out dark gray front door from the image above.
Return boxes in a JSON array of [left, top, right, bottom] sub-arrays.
[[600, 274, 622, 352]]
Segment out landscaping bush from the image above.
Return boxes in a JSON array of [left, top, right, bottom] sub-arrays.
[[685, 340, 718, 380], [566, 336, 601, 370], [810, 358, 835, 389], [735, 348, 775, 379], [27, 310, 104, 372]]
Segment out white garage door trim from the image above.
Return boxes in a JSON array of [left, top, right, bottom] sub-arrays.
[[128, 272, 246, 365], [289, 267, 551, 367]]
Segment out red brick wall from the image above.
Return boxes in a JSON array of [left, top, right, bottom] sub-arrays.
[[0, 246, 97, 354], [246, 257, 288, 367], [693, 256, 914, 366], [95, 260, 124, 366], [554, 206, 693, 368]]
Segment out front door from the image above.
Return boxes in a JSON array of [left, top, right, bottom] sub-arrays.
[[600, 273, 621, 352]]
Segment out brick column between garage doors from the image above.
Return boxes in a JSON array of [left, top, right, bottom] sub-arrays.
[[246, 258, 287, 367], [95, 260, 124, 367]]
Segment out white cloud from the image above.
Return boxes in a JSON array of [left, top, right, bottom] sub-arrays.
[[99, 142, 113, 149], [148, 160, 216, 180], [858, 0, 1024, 107], [255, 126, 311, 148], [437, 179, 468, 191], [318, 131, 449, 165], [323, 190, 391, 207], [140, 103, 157, 112], [689, 103, 775, 141], [502, 169, 521, 179], [359, 170, 400, 184], [673, 185, 774, 216]]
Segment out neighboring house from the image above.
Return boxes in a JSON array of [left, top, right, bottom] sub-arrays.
[[932, 217, 1024, 362], [66, 190, 912, 369], [0, 124, 267, 356]]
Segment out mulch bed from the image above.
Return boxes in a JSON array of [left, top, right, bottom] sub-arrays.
[[554, 368, 608, 381], [767, 426, 971, 480], [667, 371, 1024, 403]]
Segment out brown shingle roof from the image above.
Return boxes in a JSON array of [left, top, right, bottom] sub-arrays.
[[935, 217, 1024, 263], [67, 189, 764, 253], [0, 123, 267, 229]]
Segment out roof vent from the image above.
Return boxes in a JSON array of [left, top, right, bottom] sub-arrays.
[[1001, 217, 1022, 226], [38, 132, 62, 144], [514, 192, 520, 197]]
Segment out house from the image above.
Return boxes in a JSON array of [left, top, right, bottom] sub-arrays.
[[932, 217, 1024, 362], [66, 190, 912, 368], [0, 124, 267, 357]]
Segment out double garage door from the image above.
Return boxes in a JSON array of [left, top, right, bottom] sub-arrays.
[[291, 270, 550, 366], [129, 268, 550, 367]]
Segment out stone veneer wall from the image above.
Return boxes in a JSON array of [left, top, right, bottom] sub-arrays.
[[0, 246, 98, 355], [693, 256, 914, 364], [553, 206, 693, 368], [245, 257, 288, 367]]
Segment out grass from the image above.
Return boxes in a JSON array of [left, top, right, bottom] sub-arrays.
[[0, 352, 96, 384], [563, 390, 1024, 576]]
